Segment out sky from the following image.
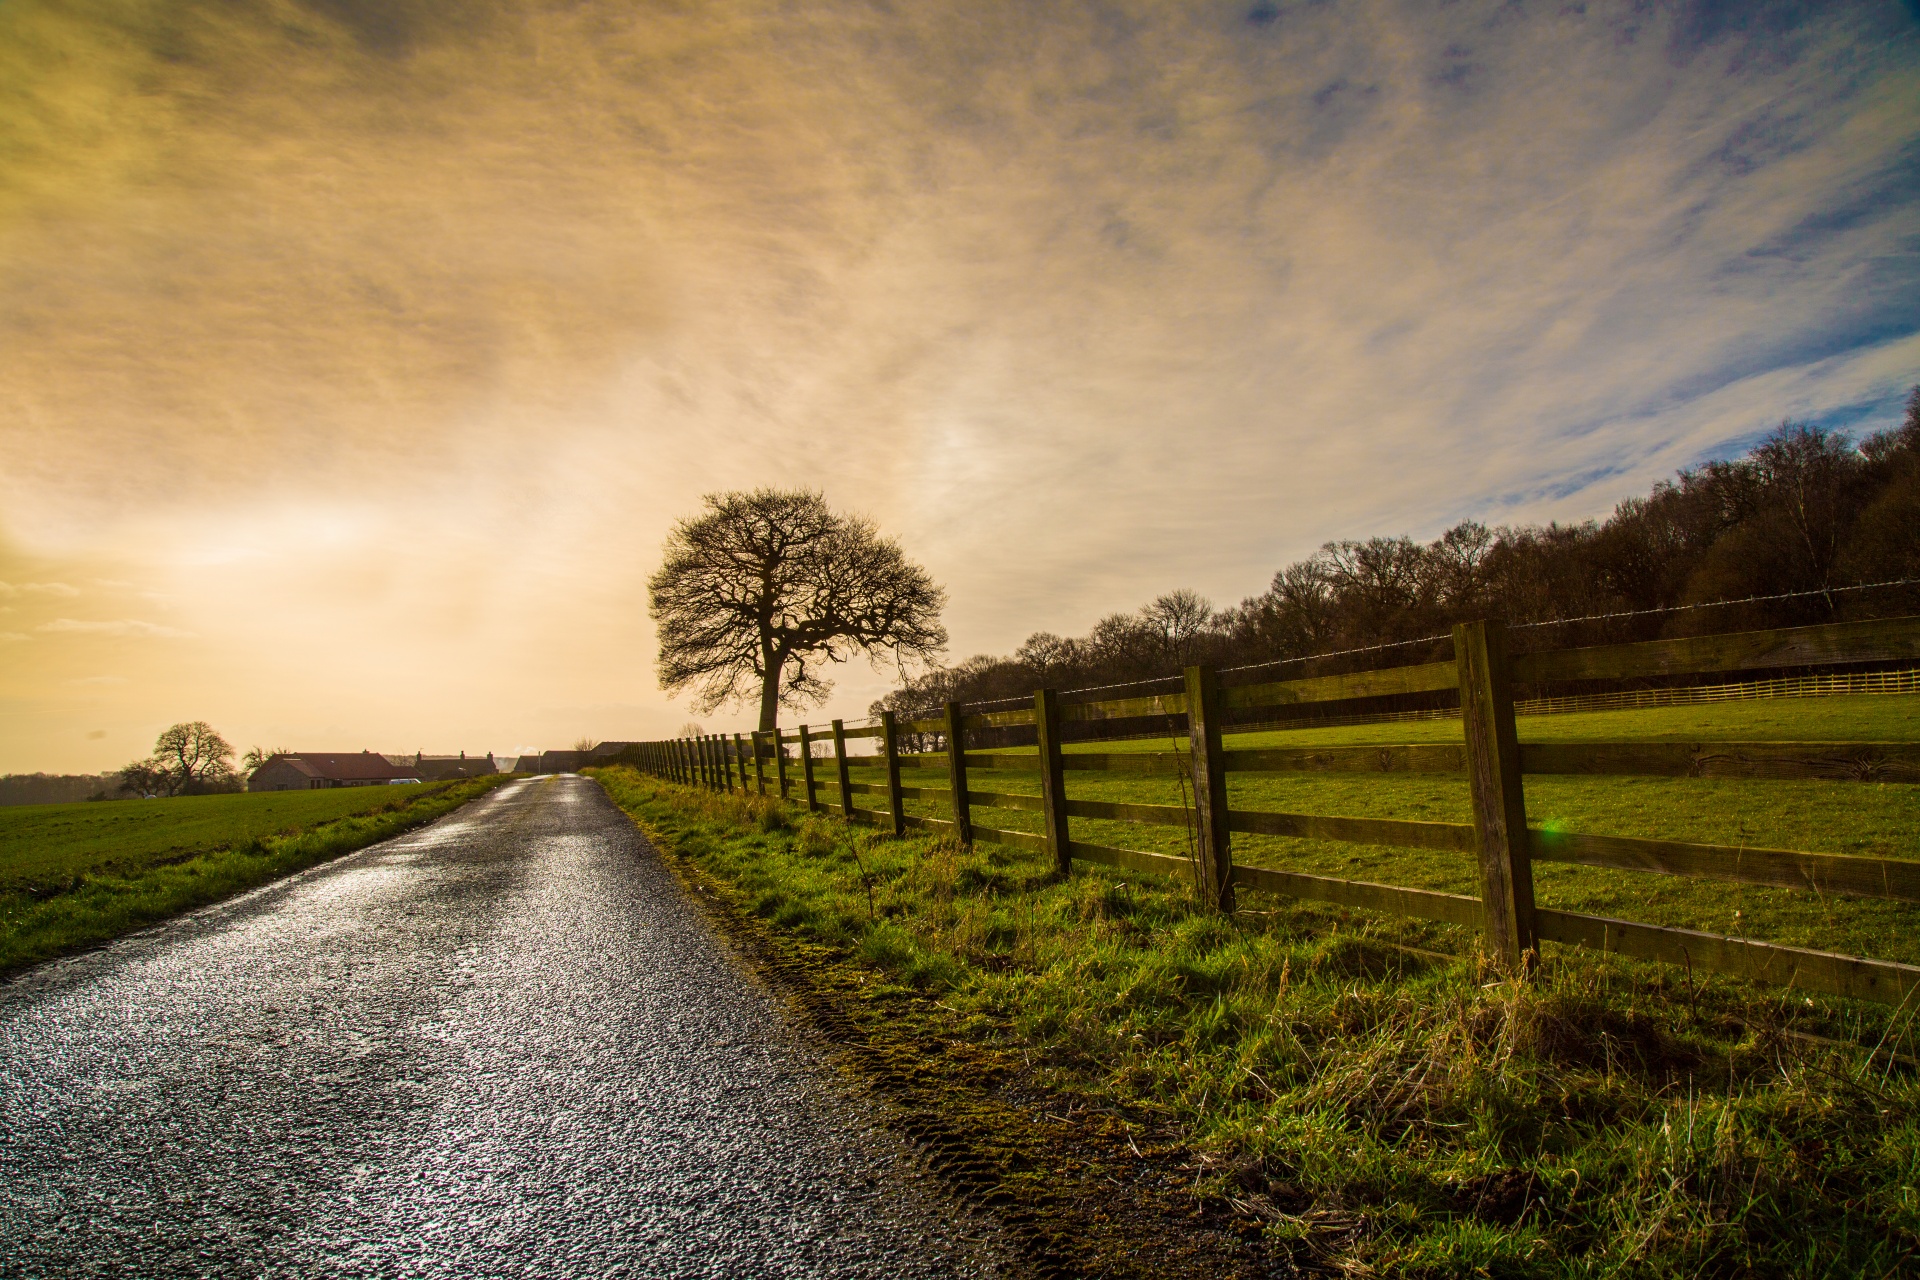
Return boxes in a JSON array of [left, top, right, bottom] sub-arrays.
[[3, 0, 1918, 774]]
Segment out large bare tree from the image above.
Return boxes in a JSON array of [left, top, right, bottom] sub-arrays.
[[120, 721, 235, 797], [649, 490, 947, 731]]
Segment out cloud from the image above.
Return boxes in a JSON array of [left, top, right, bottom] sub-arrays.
[[0, 0, 1916, 767], [0, 631, 25, 643], [0, 581, 79, 598], [38, 619, 195, 639]]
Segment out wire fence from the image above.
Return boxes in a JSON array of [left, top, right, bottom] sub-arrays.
[[1240, 666, 1920, 732]]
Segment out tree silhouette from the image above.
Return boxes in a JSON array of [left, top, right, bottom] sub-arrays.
[[649, 489, 947, 731]]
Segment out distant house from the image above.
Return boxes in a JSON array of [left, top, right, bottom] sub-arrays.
[[405, 751, 498, 782], [512, 749, 599, 774], [247, 752, 424, 792]]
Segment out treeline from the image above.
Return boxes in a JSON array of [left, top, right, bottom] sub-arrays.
[[879, 388, 1920, 715], [0, 774, 119, 807]]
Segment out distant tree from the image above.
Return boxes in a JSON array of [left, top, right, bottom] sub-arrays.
[[121, 722, 235, 797], [241, 746, 290, 777], [1140, 590, 1218, 669], [678, 722, 705, 739], [649, 489, 947, 731], [115, 758, 173, 798]]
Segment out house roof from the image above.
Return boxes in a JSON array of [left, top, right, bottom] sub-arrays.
[[264, 751, 416, 782]]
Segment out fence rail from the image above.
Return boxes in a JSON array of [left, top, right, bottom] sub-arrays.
[[615, 615, 1920, 1005]]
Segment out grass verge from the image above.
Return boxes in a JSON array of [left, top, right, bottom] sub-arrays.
[[0, 775, 515, 977], [592, 766, 1919, 1279]]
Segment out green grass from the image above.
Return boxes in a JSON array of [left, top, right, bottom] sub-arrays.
[[831, 694, 1920, 965], [592, 767, 1920, 1277], [0, 777, 514, 975], [600, 699, 1920, 1273]]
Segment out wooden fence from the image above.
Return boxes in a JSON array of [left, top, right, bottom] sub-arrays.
[[615, 617, 1920, 1005]]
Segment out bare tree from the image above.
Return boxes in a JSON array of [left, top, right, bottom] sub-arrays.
[[117, 722, 235, 797], [116, 758, 173, 798], [153, 722, 236, 794], [649, 490, 948, 731], [241, 745, 290, 777], [1139, 590, 1217, 668]]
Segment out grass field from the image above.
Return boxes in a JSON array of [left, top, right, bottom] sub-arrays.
[[819, 694, 1920, 964], [0, 777, 513, 976], [590, 695, 1920, 1274]]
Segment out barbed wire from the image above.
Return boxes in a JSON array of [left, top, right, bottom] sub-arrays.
[[1509, 577, 1920, 629]]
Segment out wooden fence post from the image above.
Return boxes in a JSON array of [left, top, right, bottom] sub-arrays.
[[705, 735, 721, 791], [799, 725, 820, 813], [1183, 664, 1237, 913], [773, 727, 790, 800], [1454, 619, 1537, 973], [1033, 689, 1072, 876], [676, 739, 690, 786], [735, 733, 752, 796], [944, 701, 972, 846], [751, 731, 768, 796], [832, 719, 855, 821], [881, 710, 906, 837], [690, 737, 702, 788]]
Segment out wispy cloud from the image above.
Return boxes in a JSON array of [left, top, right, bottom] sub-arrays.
[[0, 581, 79, 598], [38, 619, 195, 639], [0, 631, 26, 643], [0, 0, 1915, 767]]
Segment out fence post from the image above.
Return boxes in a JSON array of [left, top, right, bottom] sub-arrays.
[[881, 710, 906, 837], [1033, 689, 1071, 876], [799, 725, 821, 813], [773, 727, 790, 800], [1454, 619, 1537, 973], [705, 735, 721, 791], [832, 719, 855, 822], [677, 739, 690, 786], [1183, 664, 1237, 913], [691, 737, 703, 788], [735, 732, 753, 796], [751, 731, 768, 796], [944, 701, 972, 846]]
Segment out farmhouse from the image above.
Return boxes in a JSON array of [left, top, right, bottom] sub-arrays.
[[405, 751, 499, 782], [247, 751, 423, 792]]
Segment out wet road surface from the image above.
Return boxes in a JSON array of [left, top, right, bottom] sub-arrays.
[[0, 775, 1006, 1277]]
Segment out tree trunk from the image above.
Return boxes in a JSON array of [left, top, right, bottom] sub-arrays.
[[758, 654, 782, 732]]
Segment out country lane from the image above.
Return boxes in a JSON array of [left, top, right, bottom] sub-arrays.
[[0, 774, 1007, 1278]]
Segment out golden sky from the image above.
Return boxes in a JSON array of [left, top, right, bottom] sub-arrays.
[[4, 0, 1918, 772]]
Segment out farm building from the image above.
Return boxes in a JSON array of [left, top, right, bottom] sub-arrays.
[[247, 751, 423, 792], [405, 752, 499, 781]]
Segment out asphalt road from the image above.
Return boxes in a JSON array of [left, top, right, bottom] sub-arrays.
[[0, 775, 1006, 1278]]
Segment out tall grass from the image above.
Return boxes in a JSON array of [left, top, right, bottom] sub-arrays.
[[594, 767, 1920, 1277]]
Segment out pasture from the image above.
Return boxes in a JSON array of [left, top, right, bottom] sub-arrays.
[[588, 691, 1920, 1274], [0, 777, 510, 975], [853, 693, 1920, 964]]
